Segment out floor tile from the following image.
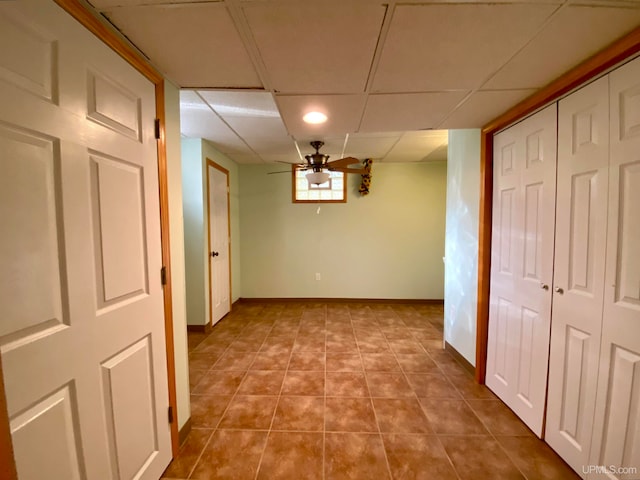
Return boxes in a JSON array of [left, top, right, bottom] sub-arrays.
[[467, 399, 535, 436], [213, 351, 256, 371], [250, 351, 290, 370], [190, 430, 267, 480], [372, 398, 433, 433], [271, 396, 324, 431], [257, 432, 323, 480], [395, 354, 440, 373], [189, 368, 208, 390], [189, 352, 222, 371], [326, 353, 362, 372], [218, 395, 278, 430], [163, 428, 212, 479], [288, 352, 325, 371], [325, 433, 390, 480], [406, 373, 460, 398], [281, 371, 324, 396], [419, 398, 489, 435], [326, 372, 369, 397], [495, 436, 580, 479], [237, 370, 285, 395], [447, 373, 497, 399], [357, 340, 391, 353], [361, 353, 401, 372], [388, 339, 425, 354], [366, 372, 415, 398], [382, 434, 458, 480], [439, 436, 525, 480], [190, 394, 232, 428], [192, 370, 245, 395], [325, 397, 378, 432]]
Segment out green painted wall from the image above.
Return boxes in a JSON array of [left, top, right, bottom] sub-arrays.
[[181, 139, 242, 327], [239, 162, 447, 299]]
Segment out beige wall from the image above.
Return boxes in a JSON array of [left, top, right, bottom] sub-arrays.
[[164, 80, 190, 429], [239, 162, 447, 299]]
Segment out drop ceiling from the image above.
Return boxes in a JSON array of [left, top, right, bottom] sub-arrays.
[[90, 0, 640, 164]]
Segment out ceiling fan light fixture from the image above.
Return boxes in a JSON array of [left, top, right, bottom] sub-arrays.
[[306, 171, 330, 185], [303, 111, 328, 124]]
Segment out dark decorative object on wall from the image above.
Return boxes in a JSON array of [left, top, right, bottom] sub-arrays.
[[359, 159, 373, 196]]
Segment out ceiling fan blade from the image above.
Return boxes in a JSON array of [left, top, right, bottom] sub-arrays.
[[326, 156, 361, 168], [275, 160, 303, 166], [328, 166, 368, 174], [267, 170, 295, 175]]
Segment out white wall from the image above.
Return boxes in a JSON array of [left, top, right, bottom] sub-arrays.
[[239, 162, 447, 299], [181, 139, 241, 327], [164, 80, 190, 430], [444, 129, 481, 366]]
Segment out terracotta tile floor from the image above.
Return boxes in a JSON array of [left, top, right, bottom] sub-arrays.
[[163, 302, 579, 480]]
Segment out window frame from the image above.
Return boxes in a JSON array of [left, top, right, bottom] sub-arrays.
[[291, 165, 347, 203]]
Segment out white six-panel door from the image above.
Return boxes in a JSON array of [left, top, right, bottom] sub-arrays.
[[0, 1, 171, 478], [486, 104, 557, 436], [546, 75, 610, 477], [587, 56, 640, 480], [207, 162, 231, 325]]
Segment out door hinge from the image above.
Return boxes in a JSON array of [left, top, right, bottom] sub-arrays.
[[161, 266, 167, 286], [168, 406, 174, 424], [154, 118, 161, 140]]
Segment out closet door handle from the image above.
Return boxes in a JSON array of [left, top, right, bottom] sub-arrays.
[[554, 287, 564, 294], [540, 283, 549, 290]]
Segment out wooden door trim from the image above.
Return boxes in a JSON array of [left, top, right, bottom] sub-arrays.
[[28, 0, 179, 457], [206, 159, 233, 323], [0, 354, 17, 480], [475, 26, 640, 384]]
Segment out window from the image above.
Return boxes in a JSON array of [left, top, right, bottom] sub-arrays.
[[292, 166, 346, 203]]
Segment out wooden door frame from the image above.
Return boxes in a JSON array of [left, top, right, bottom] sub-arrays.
[[0, 3, 180, 475], [475, 27, 640, 384], [206, 159, 233, 325]]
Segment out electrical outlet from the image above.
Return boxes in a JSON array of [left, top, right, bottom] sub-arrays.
[[315, 273, 321, 281]]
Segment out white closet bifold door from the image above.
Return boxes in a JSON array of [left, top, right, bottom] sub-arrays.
[[546, 75, 610, 477], [486, 104, 557, 437], [588, 56, 640, 479]]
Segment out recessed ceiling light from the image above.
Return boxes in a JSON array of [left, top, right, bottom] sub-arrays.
[[303, 111, 328, 124]]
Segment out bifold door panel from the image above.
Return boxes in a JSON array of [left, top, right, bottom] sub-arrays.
[[486, 104, 557, 437]]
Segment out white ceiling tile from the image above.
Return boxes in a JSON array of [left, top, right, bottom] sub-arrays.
[[197, 91, 279, 118], [226, 153, 264, 164], [223, 116, 289, 139], [103, 4, 261, 88], [260, 154, 303, 165], [295, 137, 346, 155], [242, 136, 298, 155], [371, 3, 557, 92], [484, 5, 640, 90], [439, 89, 536, 128], [276, 95, 367, 137], [359, 92, 468, 132], [344, 136, 399, 158], [243, 3, 386, 93]]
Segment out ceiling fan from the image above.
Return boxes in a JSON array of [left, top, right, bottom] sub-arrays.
[[269, 141, 367, 184]]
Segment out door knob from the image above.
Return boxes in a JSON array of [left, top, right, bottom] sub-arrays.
[[211, 251, 219, 257], [540, 283, 549, 290], [554, 287, 564, 294]]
